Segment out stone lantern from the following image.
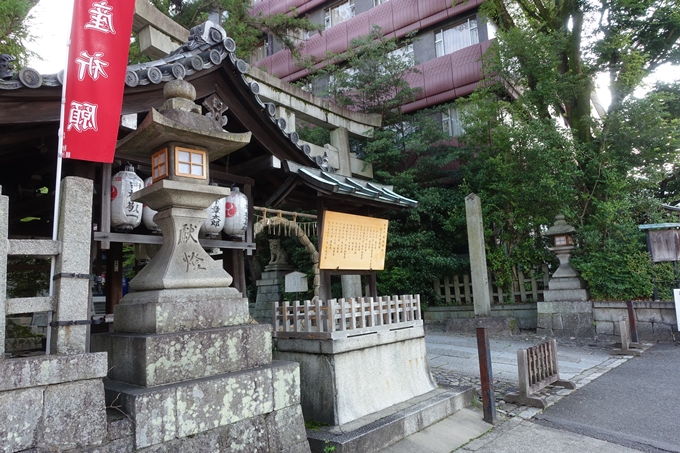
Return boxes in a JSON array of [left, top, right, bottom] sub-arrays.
[[545, 214, 578, 280], [539, 214, 591, 338], [82, 22, 310, 451], [113, 79, 251, 291]]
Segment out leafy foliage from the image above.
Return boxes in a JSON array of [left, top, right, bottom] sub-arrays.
[[6, 257, 49, 299], [0, 0, 37, 66], [300, 29, 469, 303], [462, 0, 680, 300]]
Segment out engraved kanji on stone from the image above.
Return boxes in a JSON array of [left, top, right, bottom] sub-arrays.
[[178, 223, 198, 244], [183, 252, 206, 272], [85, 1, 116, 34]]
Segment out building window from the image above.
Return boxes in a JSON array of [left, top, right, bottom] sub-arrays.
[[324, 0, 355, 29], [442, 106, 464, 137], [374, 0, 389, 5], [435, 18, 479, 57], [152, 148, 168, 182], [175, 147, 207, 179], [251, 36, 271, 63], [487, 21, 498, 40], [389, 43, 414, 66]]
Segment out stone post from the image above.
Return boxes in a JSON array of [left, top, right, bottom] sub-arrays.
[[330, 127, 363, 298], [51, 177, 93, 355], [0, 186, 7, 359], [330, 127, 352, 177], [341, 275, 363, 299], [277, 106, 296, 135], [465, 193, 491, 317]]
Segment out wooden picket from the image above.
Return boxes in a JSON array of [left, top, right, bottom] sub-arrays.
[[434, 264, 550, 305], [272, 294, 422, 339]]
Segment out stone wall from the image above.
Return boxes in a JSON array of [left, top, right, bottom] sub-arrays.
[[424, 303, 537, 329], [593, 301, 677, 342], [537, 301, 594, 338], [0, 353, 108, 452]]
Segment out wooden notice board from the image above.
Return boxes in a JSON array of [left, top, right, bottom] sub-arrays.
[[320, 211, 388, 270]]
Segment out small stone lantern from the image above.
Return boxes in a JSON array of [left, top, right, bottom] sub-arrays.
[[545, 214, 579, 280], [545, 214, 583, 288]]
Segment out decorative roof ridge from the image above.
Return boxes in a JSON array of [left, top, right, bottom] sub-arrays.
[[0, 21, 330, 171]]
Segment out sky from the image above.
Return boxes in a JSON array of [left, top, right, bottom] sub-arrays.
[[25, 0, 678, 109], [26, 0, 75, 74]]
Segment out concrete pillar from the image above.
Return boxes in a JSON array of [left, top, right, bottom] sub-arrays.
[[465, 193, 491, 317], [330, 127, 352, 177], [51, 177, 94, 355], [0, 186, 7, 359]]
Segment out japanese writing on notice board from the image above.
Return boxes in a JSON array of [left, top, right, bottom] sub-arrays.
[[320, 211, 388, 270]]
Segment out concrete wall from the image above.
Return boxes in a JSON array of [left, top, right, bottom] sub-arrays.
[[593, 301, 677, 342], [274, 327, 437, 426], [424, 303, 538, 329]]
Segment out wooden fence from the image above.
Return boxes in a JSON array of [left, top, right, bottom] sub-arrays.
[[1, 178, 94, 358], [272, 295, 422, 340], [433, 264, 550, 305], [504, 339, 575, 408]]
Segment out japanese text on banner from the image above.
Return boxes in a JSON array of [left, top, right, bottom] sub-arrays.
[[62, 0, 134, 163]]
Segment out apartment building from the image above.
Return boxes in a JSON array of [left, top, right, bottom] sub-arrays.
[[250, 0, 496, 137]]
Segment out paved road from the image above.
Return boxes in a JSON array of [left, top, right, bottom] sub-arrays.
[[381, 332, 640, 453], [536, 342, 680, 453], [425, 332, 617, 385]]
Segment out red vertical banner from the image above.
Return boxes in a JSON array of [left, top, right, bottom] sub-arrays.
[[62, 0, 135, 163]]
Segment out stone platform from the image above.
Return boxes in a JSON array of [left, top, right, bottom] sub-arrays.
[[92, 287, 310, 452], [103, 360, 304, 448], [306, 386, 475, 453]]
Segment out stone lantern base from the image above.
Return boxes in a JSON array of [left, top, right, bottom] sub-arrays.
[[538, 277, 593, 338], [91, 287, 310, 451]]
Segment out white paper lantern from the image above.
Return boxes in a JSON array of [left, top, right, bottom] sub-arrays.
[[201, 184, 226, 238], [111, 164, 143, 232], [223, 187, 248, 237], [142, 177, 161, 233]]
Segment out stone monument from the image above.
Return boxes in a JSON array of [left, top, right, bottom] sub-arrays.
[[537, 214, 593, 338], [253, 238, 295, 324], [465, 193, 491, 317], [91, 78, 310, 451]]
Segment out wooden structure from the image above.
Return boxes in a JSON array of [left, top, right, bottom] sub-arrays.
[[504, 339, 575, 408], [612, 320, 641, 356], [434, 264, 550, 305], [0, 20, 415, 315], [272, 294, 421, 339], [1, 177, 94, 357]]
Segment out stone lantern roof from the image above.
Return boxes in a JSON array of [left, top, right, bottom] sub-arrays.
[[545, 214, 575, 237]]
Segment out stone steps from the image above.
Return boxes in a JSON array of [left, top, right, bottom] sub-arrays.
[[306, 385, 475, 453]]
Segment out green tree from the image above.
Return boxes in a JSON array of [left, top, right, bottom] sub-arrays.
[[456, 0, 680, 299], [0, 0, 38, 67], [299, 28, 469, 303]]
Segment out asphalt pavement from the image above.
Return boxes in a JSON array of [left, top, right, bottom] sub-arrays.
[[535, 342, 680, 453]]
